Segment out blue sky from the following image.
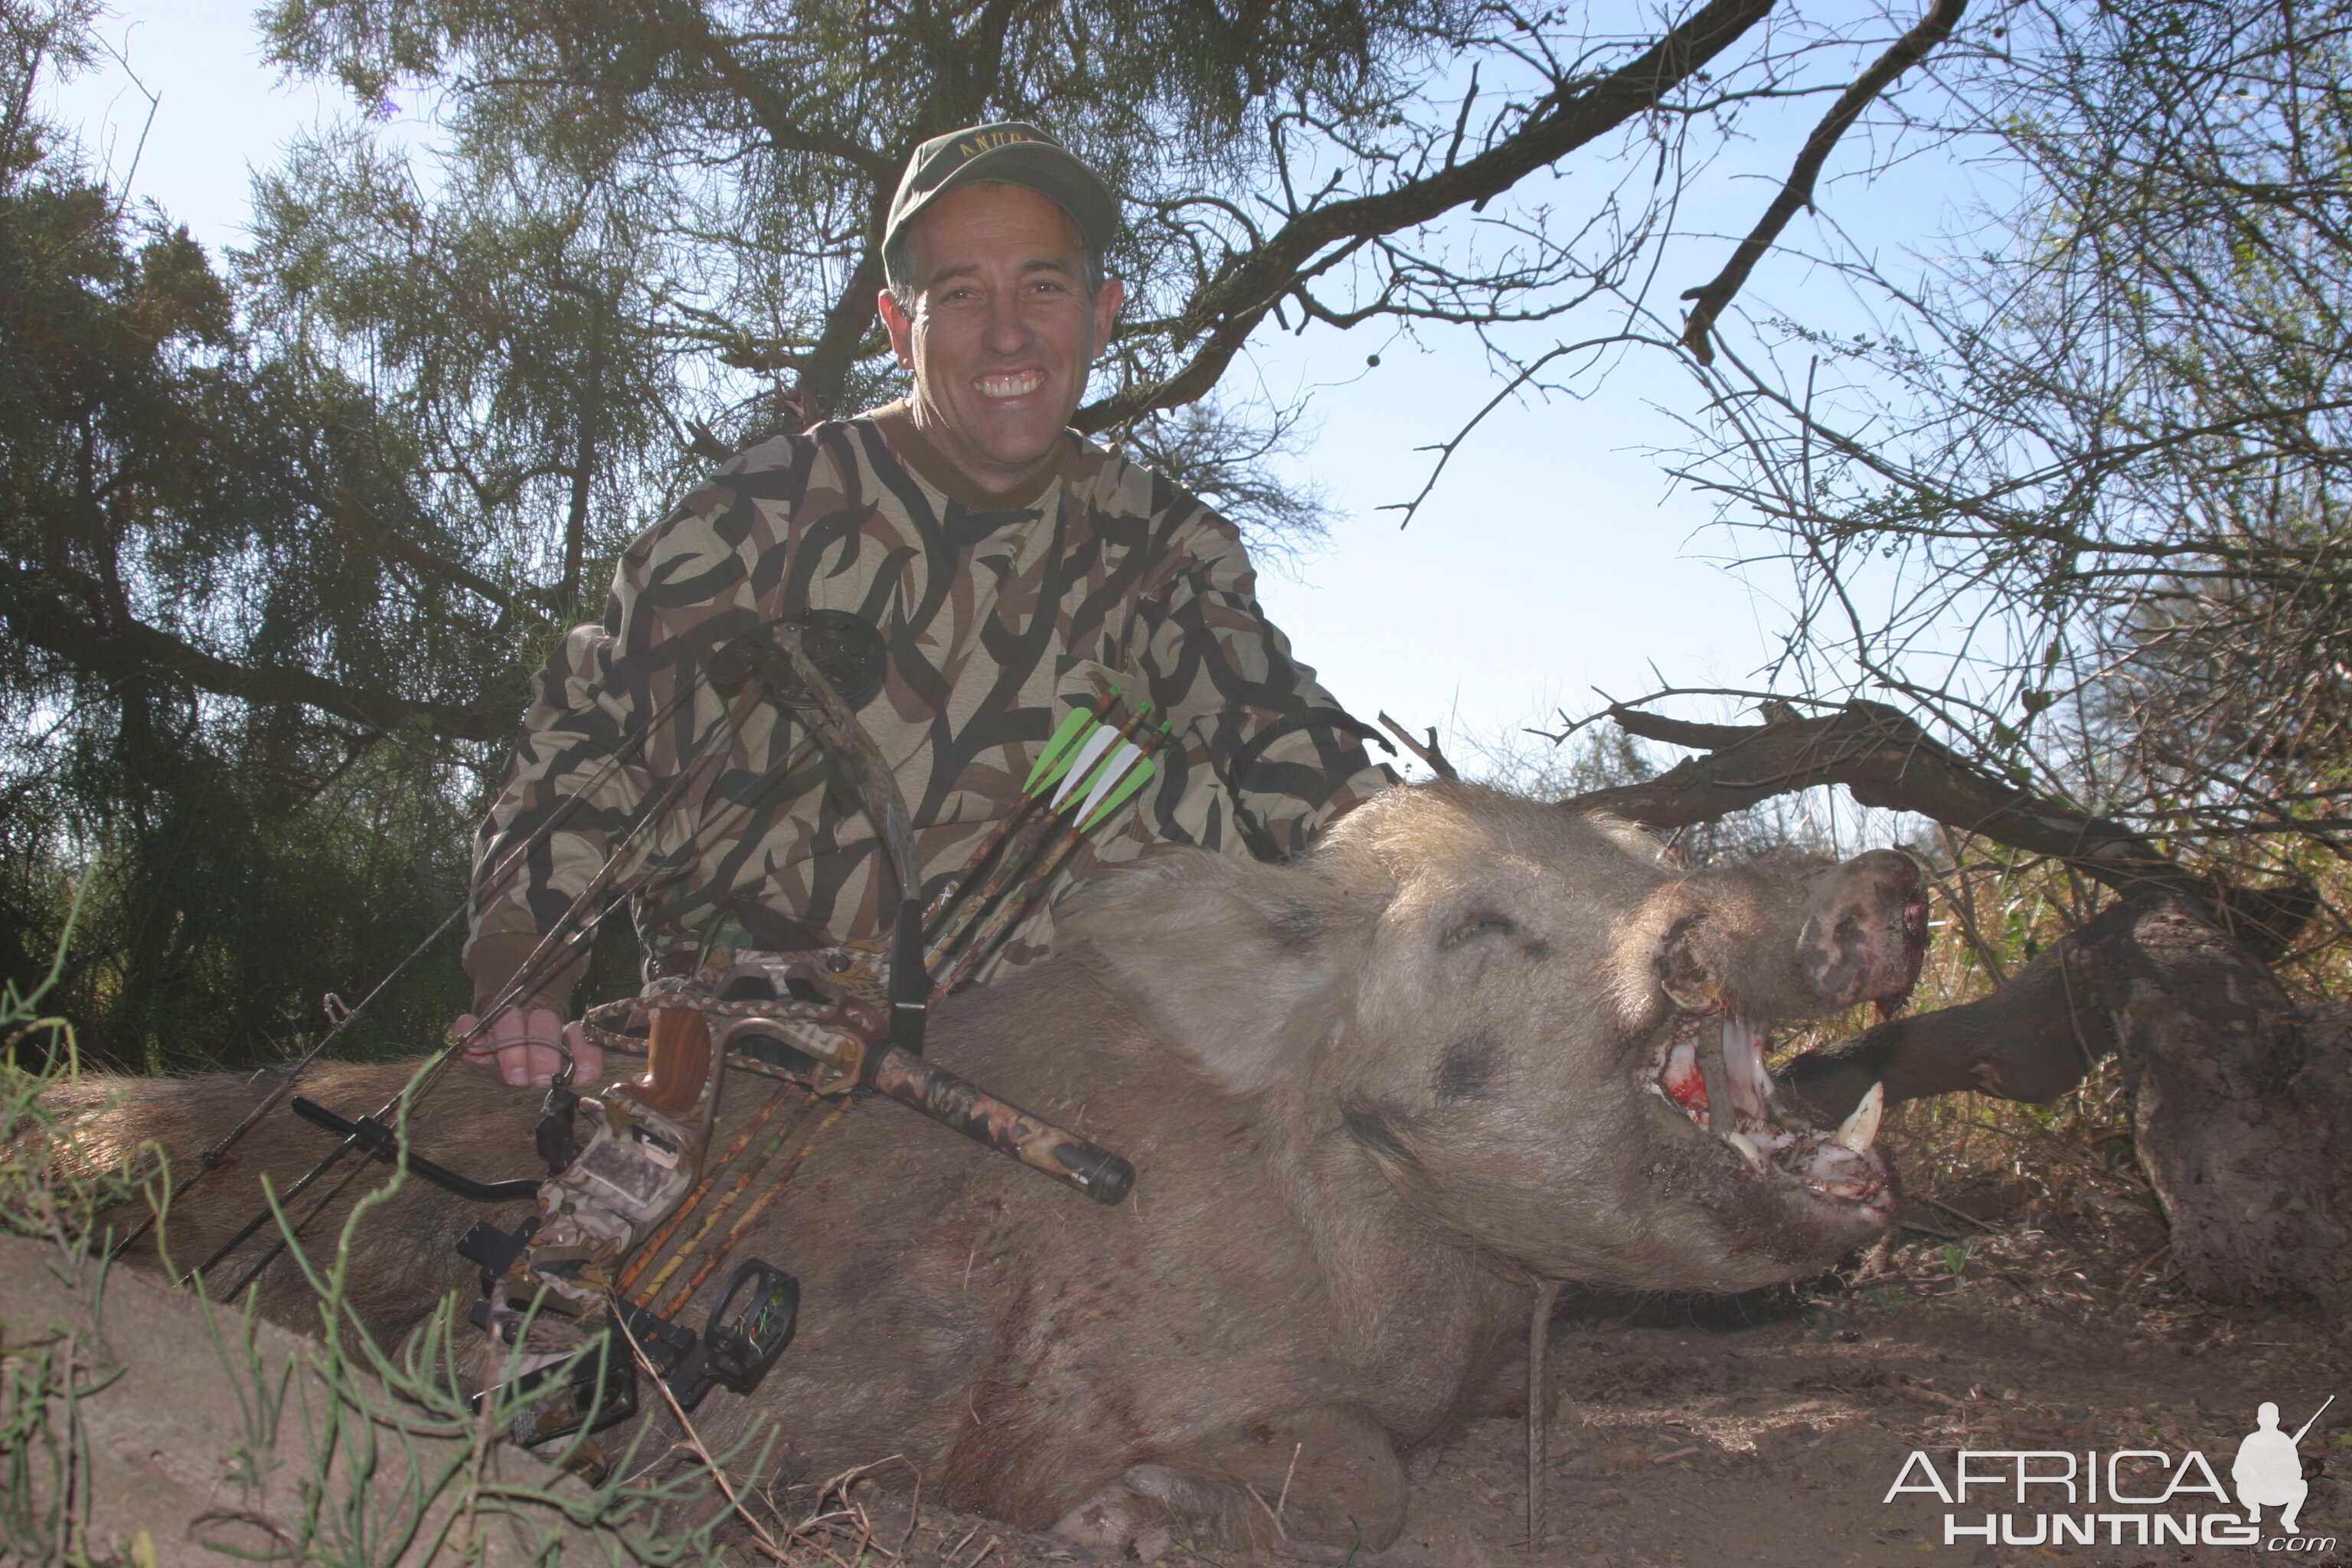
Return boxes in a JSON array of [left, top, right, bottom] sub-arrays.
[[40, 1, 1968, 789]]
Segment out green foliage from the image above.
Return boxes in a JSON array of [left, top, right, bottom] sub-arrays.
[[1, 900, 141, 1565], [0, 2, 518, 1069], [0, 880, 132, 1251], [227, 1143, 750, 1565]]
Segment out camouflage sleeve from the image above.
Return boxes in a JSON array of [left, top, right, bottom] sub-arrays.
[[462, 452, 792, 1013], [1129, 505, 1397, 862]]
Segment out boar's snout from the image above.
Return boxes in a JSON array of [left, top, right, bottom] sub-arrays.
[[1796, 848, 1926, 1011]]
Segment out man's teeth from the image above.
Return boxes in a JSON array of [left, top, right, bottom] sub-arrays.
[[1834, 1081, 1885, 1152], [978, 371, 1044, 398]]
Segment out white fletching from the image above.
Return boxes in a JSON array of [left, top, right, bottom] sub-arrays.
[[1075, 741, 1145, 825], [1050, 724, 1121, 807]]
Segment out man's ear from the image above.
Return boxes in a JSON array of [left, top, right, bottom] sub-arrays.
[[1063, 847, 1383, 1095], [877, 286, 915, 368], [1089, 276, 1125, 361]]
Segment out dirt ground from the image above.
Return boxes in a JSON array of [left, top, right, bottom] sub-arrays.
[[779, 1185, 2350, 1568]]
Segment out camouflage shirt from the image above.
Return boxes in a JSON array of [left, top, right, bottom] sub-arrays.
[[465, 402, 1395, 1013]]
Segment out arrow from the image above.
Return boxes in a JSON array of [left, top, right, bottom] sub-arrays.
[[1077, 720, 1173, 832], [1050, 721, 1125, 808]]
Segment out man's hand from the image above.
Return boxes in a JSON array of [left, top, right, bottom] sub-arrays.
[[455, 1005, 603, 1089]]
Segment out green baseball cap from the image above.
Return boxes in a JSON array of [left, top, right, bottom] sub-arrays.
[[882, 122, 1119, 289]]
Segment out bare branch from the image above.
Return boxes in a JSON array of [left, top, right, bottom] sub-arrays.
[[1677, 0, 1968, 364], [1563, 697, 2314, 956], [1377, 711, 1460, 779], [1076, 0, 1779, 432], [11, 571, 521, 742]]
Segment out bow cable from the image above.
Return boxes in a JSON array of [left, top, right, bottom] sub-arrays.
[[109, 665, 729, 1265], [185, 649, 782, 1292]]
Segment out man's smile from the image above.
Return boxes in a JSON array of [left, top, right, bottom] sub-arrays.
[[978, 368, 1047, 400]]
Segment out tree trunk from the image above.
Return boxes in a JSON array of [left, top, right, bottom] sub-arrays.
[[1779, 897, 2352, 1312]]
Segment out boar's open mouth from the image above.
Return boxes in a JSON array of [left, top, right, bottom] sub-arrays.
[[1645, 1014, 1896, 1220]]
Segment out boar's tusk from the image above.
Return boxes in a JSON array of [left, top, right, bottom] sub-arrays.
[[1834, 1081, 1884, 1153], [1722, 1129, 1767, 1172], [1695, 1018, 1735, 1135]]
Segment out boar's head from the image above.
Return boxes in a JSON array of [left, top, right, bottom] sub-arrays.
[[1066, 782, 1925, 1293]]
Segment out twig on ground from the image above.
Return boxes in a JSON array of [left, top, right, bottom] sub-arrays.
[[1276, 1439, 1302, 1535], [614, 1312, 790, 1562], [1921, 1196, 2001, 1233]]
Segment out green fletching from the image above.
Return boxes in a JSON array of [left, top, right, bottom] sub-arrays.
[[1081, 753, 1156, 832], [1024, 705, 1101, 794]]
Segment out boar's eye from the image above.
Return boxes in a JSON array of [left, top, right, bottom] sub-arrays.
[[1439, 913, 1516, 950]]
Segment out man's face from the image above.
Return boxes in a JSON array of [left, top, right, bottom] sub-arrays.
[[877, 181, 1124, 495]]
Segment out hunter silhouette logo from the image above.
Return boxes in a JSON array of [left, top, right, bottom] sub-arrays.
[[2234, 1396, 2332, 1535], [1882, 1393, 2340, 1552]]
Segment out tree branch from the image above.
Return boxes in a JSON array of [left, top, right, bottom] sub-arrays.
[[637, 0, 899, 180], [798, 242, 890, 422], [298, 480, 525, 616], [8, 571, 521, 742], [1075, 0, 1780, 431], [1562, 697, 2315, 957], [1677, 0, 1966, 364]]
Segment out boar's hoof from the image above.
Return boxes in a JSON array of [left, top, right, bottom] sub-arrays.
[[1649, 1014, 1899, 1223], [1053, 1464, 1213, 1557]]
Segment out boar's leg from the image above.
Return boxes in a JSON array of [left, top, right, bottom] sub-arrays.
[[1050, 1406, 1407, 1558]]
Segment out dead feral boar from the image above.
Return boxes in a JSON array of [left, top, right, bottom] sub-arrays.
[[74, 782, 1922, 1554]]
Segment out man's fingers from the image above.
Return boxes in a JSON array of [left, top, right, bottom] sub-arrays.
[[522, 1040, 563, 1086], [485, 1008, 556, 1086], [455, 1006, 585, 1087], [562, 1019, 604, 1085], [490, 1008, 528, 1086], [521, 1007, 567, 1088]]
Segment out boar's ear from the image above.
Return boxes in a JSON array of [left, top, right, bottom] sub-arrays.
[[1063, 848, 1384, 1094], [1654, 911, 1723, 1014]]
